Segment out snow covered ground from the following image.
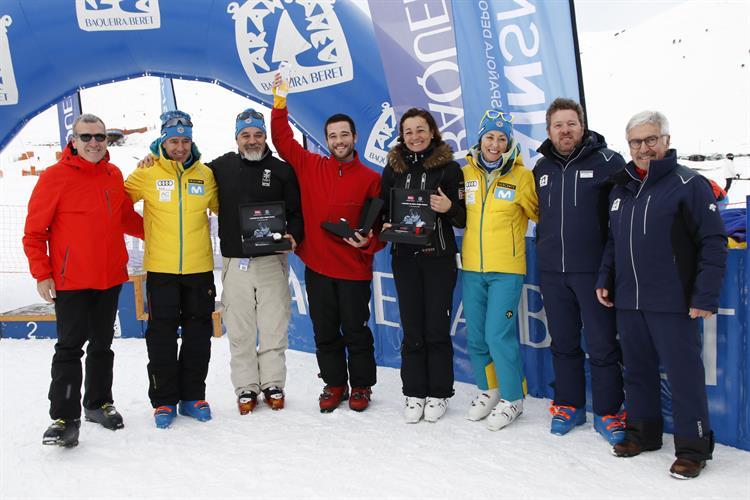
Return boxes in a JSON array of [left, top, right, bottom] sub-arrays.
[[1, 338, 749, 500]]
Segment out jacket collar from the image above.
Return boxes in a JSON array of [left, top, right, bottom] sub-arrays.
[[386, 142, 454, 174], [623, 149, 678, 184]]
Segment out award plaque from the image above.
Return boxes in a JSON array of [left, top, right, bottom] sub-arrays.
[[322, 197, 384, 240], [379, 188, 436, 245], [239, 201, 292, 255]]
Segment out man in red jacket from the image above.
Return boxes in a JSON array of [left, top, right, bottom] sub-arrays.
[[23, 114, 143, 447], [271, 74, 384, 412]]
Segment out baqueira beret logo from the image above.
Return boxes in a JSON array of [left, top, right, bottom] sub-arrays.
[[227, 0, 353, 95], [76, 0, 161, 32], [0, 15, 18, 105], [364, 102, 398, 168]]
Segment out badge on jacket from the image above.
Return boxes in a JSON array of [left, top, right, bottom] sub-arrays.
[[611, 198, 621, 211], [539, 175, 548, 187], [494, 187, 515, 201], [262, 169, 271, 187], [188, 179, 205, 195]]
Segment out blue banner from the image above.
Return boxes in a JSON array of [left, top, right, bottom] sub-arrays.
[[159, 77, 176, 113], [55, 93, 80, 149], [368, 0, 468, 162], [452, 0, 581, 164]]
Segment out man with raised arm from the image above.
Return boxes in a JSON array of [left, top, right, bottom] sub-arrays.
[[270, 74, 384, 413]]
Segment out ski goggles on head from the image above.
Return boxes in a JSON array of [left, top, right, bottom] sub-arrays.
[[236, 109, 264, 122], [75, 133, 107, 143], [160, 111, 193, 130], [481, 109, 514, 124]]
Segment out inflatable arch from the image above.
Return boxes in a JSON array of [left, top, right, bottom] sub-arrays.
[[0, 0, 394, 160], [1, 1, 748, 451]]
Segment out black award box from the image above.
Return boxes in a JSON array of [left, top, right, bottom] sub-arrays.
[[239, 201, 292, 255], [379, 188, 436, 245], [321, 197, 384, 240]]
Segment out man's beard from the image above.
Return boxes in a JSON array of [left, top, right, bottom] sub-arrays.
[[241, 148, 264, 161]]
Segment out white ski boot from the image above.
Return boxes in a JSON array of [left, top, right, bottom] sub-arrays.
[[466, 389, 501, 421], [424, 397, 448, 422], [486, 398, 524, 431]]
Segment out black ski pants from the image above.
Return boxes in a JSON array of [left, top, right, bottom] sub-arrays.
[[145, 271, 215, 408], [392, 255, 456, 398], [49, 285, 122, 420], [304, 267, 376, 388]]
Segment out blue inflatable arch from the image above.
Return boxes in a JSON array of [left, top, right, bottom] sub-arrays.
[[0, 0, 390, 162]]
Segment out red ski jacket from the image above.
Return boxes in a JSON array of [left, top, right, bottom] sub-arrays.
[[23, 143, 144, 291], [271, 106, 383, 280]]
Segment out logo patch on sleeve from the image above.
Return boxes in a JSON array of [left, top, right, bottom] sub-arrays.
[[539, 174, 548, 187], [611, 198, 621, 211]]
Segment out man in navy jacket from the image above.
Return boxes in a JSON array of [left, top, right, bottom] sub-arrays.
[[534, 98, 626, 444], [596, 110, 727, 479]]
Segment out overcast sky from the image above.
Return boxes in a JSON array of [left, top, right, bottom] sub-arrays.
[[574, 0, 687, 32]]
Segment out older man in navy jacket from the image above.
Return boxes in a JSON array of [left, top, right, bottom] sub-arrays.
[[596, 110, 727, 480]]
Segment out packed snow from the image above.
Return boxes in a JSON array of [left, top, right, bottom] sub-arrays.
[[1, 338, 749, 499]]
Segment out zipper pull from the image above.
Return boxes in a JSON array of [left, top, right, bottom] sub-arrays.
[[339, 165, 342, 177], [405, 173, 411, 188], [421, 173, 427, 190]]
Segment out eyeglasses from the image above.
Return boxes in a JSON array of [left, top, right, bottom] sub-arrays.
[[628, 135, 666, 149], [75, 133, 107, 143], [482, 109, 514, 123], [237, 110, 264, 122]]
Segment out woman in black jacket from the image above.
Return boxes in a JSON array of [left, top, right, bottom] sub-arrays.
[[380, 108, 466, 423]]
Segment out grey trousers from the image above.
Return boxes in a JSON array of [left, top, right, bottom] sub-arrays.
[[221, 255, 290, 395]]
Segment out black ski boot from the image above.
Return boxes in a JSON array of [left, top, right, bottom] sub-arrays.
[[84, 403, 124, 430], [42, 419, 80, 447]]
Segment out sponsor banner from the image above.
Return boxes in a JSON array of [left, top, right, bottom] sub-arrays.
[[368, 0, 469, 161], [0, 14, 18, 105], [56, 93, 81, 150], [159, 77, 176, 113], [452, 0, 581, 165]]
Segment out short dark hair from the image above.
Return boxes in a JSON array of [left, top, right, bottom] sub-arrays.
[[324, 113, 356, 137], [398, 108, 443, 144], [545, 98, 585, 130]]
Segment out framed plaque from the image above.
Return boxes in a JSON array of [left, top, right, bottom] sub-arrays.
[[239, 201, 292, 255], [379, 188, 436, 245]]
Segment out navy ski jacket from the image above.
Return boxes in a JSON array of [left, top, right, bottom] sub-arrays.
[[596, 150, 727, 313], [534, 131, 626, 273]]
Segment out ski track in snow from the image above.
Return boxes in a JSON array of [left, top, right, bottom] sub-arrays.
[[1, 338, 749, 500]]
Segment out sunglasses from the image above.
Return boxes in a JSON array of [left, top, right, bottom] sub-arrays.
[[162, 116, 193, 128], [237, 110, 264, 122], [482, 109, 514, 123], [75, 133, 107, 143]]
